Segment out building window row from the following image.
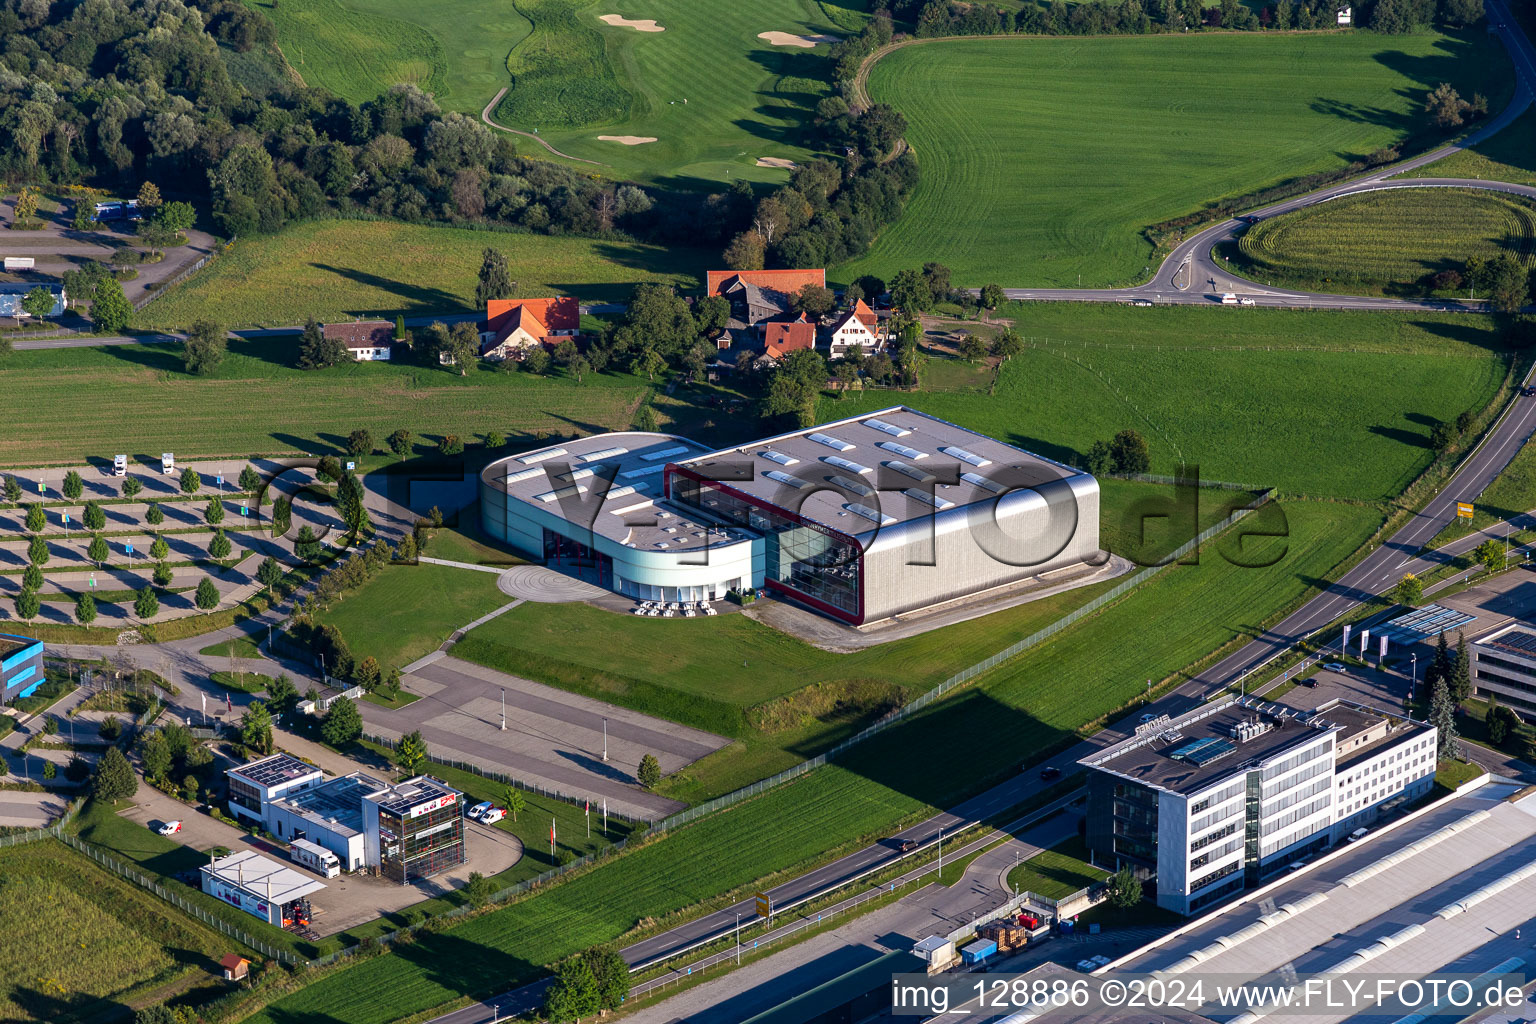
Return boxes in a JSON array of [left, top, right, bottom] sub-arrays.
[[1261, 740, 1331, 783], [1474, 665, 1536, 700], [1262, 755, 1331, 798], [1190, 836, 1242, 871], [1189, 799, 1244, 835], [1261, 793, 1332, 837], [1474, 653, 1536, 679], [1189, 858, 1242, 894], [1263, 775, 1332, 816], [1190, 820, 1240, 853], [1190, 780, 1245, 815], [1259, 813, 1330, 859]]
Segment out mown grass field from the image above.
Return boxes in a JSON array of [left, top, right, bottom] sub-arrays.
[[829, 304, 1510, 501], [1405, 105, 1536, 186], [246, 498, 1381, 1024], [837, 28, 1515, 287], [496, 0, 842, 184], [1235, 187, 1535, 296], [0, 838, 238, 1023], [136, 219, 710, 330], [242, 0, 530, 111], [0, 339, 650, 466], [315, 563, 511, 672], [1005, 834, 1107, 899]]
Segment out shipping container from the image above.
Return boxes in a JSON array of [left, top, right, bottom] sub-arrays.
[[961, 939, 997, 965], [3, 257, 35, 270]]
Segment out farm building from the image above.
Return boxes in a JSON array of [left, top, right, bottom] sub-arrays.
[[0, 633, 44, 703], [322, 320, 394, 361], [825, 300, 887, 358], [480, 407, 1101, 625], [478, 296, 580, 361]]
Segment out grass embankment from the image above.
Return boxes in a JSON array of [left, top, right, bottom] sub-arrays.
[[134, 219, 710, 330], [244, 0, 448, 101], [830, 304, 1509, 501], [1005, 835, 1108, 900], [1405, 100, 1536, 186], [313, 562, 511, 672], [199, 637, 264, 660], [495, 0, 840, 183], [837, 28, 1514, 286], [0, 338, 652, 466], [0, 838, 237, 1023], [248, 498, 1382, 1024], [1233, 188, 1535, 297], [1430, 427, 1536, 547]]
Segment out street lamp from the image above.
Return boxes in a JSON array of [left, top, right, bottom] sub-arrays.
[[500, 688, 506, 731], [1410, 653, 1418, 710], [736, 912, 741, 965], [603, 718, 608, 762]]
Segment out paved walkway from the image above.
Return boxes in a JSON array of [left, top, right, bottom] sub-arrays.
[[496, 564, 608, 602]]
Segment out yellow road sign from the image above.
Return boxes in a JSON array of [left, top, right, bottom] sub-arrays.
[[1456, 502, 1474, 519], [755, 892, 772, 918]]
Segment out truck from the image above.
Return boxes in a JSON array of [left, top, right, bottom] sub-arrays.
[[161, 452, 175, 475], [3, 257, 34, 271], [289, 838, 340, 878]]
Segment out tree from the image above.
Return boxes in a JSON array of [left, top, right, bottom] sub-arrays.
[[1474, 538, 1504, 574], [794, 283, 836, 316], [1425, 82, 1470, 128], [88, 533, 109, 567], [722, 231, 766, 271], [1109, 429, 1152, 474], [355, 655, 382, 692], [28, 534, 49, 567], [4, 476, 19, 503], [91, 747, 138, 803], [959, 334, 987, 362], [979, 283, 1005, 310], [141, 730, 172, 783], [121, 476, 142, 499], [464, 871, 495, 909], [889, 268, 933, 312], [20, 286, 56, 319], [1482, 253, 1529, 314], [12, 189, 38, 223], [637, 752, 662, 789], [42, 761, 55, 781], [209, 530, 232, 561], [156, 201, 194, 235], [146, 502, 164, 526], [1107, 865, 1142, 909], [267, 674, 300, 715], [387, 429, 414, 457], [63, 470, 83, 499], [136, 180, 163, 215], [543, 956, 601, 1024], [1430, 674, 1461, 761], [90, 278, 132, 333], [321, 695, 363, 746], [14, 589, 39, 624], [180, 466, 202, 495], [205, 498, 225, 526], [568, 355, 592, 384], [486, 430, 506, 450], [505, 786, 526, 822], [346, 429, 374, 457], [395, 730, 428, 774], [992, 328, 1024, 360], [581, 945, 631, 1012], [1424, 630, 1453, 700], [257, 556, 283, 593], [1451, 631, 1472, 703], [316, 455, 343, 481], [25, 503, 44, 533], [523, 346, 551, 375], [634, 347, 666, 381], [195, 577, 219, 610], [242, 700, 274, 755], [238, 465, 262, 493], [74, 592, 96, 626], [294, 525, 323, 563], [134, 586, 159, 621], [1441, 0, 1484, 24], [65, 756, 90, 783], [298, 318, 348, 369], [475, 247, 514, 305], [446, 327, 479, 376], [153, 563, 174, 586], [82, 501, 105, 530], [149, 535, 169, 561], [396, 532, 418, 562], [22, 564, 42, 591], [1395, 573, 1423, 608], [183, 319, 227, 376]]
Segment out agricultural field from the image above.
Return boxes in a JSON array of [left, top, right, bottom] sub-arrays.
[[1403, 106, 1536, 186], [135, 219, 710, 330], [0, 838, 235, 1023], [494, 0, 844, 184], [313, 562, 511, 672], [242, 0, 529, 111], [1234, 188, 1535, 296], [0, 340, 652, 466], [246, 498, 1381, 1024], [827, 304, 1510, 501], [836, 28, 1515, 287]]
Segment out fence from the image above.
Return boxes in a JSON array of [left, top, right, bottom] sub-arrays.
[[649, 489, 1274, 834], [132, 237, 233, 312]]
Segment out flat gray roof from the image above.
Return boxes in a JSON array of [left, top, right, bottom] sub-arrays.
[[271, 772, 384, 838], [675, 406, 1087, 540], [1082, 698, 1339, 796], [228, 752, 323, 791], [480, 432, 753, 555], [202, 850, 326, 904], [1474, 623, 1536, 659], [364, 775, 461, 817]]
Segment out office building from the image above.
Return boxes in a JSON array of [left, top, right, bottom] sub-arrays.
[[1470, 624, 1536, 718], [0, 634, 44, 703]]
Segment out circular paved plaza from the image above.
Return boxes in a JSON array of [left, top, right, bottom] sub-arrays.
[[497, 565, 608, 603]]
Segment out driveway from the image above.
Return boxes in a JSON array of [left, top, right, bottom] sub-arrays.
[[0, 790, 67, 827]]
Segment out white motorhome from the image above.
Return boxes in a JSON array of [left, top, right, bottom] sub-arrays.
[[289, 837, 341, 878], [113, 454, 127, 477], [161, 452, 175, 475]]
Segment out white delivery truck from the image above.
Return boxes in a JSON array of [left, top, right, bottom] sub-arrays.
[[3, 257, 35, 271], [161, 452, 175, 475], [113, 454, 127, 477], [289, 838, 341, 878]]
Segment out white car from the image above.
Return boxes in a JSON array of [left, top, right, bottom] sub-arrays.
[[1323, 662, 1348, 673], [1239, 297, 1256, 306], [466, 801, 493, 821], [157, 820, 182, 836], [1347, 827, 1369, 843], [479, 807, 506, 825]]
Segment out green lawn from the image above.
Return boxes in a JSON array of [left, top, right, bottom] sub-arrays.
[[1430, 432, 1536, 546], [1005, 834, 1107, 900], [1234, 188, 1535, 296], [0, 339, 651, 466], [243, 0, 527, 111], [828, 304, 1509, 501], [0, 839, 235, 1023], [135, 219, 711, 330], [837, 28, 1515, 287], [209, 669, 271, 694], [495, 0, 840, 184], [199, 637, 265, 659], [313, 563, 511, 673], [1404, 101, 1536, 186], [247, 497, 1381, 1024]]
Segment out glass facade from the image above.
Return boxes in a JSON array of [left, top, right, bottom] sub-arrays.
[[378, 802, 466, 883], [670, 472, 862, 619], [543, 528, 612, 587]]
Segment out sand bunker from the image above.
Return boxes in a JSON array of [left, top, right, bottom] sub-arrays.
[[756, 157, 798, 169], [598, 135, 658, 145], [599, 14, 664, 31], [757, 31, 839, 48]]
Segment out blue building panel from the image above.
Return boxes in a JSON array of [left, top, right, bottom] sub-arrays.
[[0, 635, 45, 704]]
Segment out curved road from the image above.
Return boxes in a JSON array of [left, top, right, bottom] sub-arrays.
[[996, 0, 1536, 312]]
